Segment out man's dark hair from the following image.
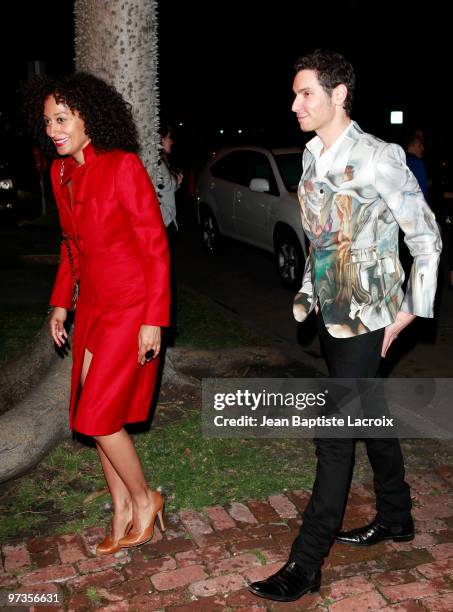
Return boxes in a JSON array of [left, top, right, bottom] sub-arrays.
[[294, 49, 355, 115]]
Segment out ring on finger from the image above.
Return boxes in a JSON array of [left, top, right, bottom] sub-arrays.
[[145, 348, 155, 362]]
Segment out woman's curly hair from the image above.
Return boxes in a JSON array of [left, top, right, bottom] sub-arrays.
[[22, 72, 139, 157]]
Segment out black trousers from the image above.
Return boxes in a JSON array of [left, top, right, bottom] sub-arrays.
[[290, 315, 412, 570]]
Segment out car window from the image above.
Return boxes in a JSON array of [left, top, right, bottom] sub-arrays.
[[210, 151, 255, 186], [274, 152, 303, 193], [248, 153, 279, 196]]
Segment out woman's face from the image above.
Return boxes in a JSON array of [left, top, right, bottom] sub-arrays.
[[161, 133, 173, 155], [43, 95, 90, 164]]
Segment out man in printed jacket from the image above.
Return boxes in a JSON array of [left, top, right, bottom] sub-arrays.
[[249, 49, 442, 603]]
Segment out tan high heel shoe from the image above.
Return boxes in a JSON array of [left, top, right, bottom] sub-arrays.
[[96, 520, 132, 556], [118, 491, 165, 548]]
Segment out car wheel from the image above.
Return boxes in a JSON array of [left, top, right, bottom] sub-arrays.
[[200, 208, 222, 254], [274, 230, 304, 289]]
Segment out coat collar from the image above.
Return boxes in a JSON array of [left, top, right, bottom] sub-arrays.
[[60, 141, 98, 185], [303, 121, 362, 182], [305, 120, 353, 159], [325, 121, 362, 185]]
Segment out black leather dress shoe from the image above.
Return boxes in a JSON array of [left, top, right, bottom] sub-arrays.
[[336, 517, 414, 547], [249, 560, 321, 602]]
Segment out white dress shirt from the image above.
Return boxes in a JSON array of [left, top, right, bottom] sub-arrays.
[[306, 121, 353, 179]]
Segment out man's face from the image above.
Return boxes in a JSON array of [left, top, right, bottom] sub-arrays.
[[412, 138, 424, 158], [291, 69, 336, 133]]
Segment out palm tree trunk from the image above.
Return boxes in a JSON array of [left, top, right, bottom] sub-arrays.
[[74, 0, 160, 180]]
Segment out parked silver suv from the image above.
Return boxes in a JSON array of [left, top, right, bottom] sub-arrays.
[[196, 146, 307, 289]]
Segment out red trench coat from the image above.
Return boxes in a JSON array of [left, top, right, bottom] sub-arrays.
[[50, 143, 170, 436]]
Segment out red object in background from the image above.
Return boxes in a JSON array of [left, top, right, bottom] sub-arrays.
[[50, 143, 170, 436], [186, 168, 196, 198], [32, 145, 48, 175]]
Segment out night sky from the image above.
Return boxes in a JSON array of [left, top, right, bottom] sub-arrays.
[[157, 0, 449, 148], [1, 0, 450, 150]]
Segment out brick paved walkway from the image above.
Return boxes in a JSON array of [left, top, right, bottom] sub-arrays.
[[2, 467, 453, 611]]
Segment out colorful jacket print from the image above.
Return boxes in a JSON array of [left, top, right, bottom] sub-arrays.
[[293, 122, 442, 338]]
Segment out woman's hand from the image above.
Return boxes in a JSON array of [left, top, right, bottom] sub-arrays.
[[381, 311, 416, 358], [49, 307, 68, 346], [138, 325, 161, 365]]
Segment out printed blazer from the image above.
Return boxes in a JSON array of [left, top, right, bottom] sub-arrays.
[[293, 122, 442, 338]]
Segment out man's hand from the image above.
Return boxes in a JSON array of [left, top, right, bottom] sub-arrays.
[[381, 311, 416, 358]]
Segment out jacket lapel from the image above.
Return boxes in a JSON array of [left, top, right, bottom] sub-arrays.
[[324, 121, 362, 189], [301, 151, 316, 182], [315, 122, 362, 234]]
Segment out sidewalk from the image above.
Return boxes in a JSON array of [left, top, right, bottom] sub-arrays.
[[2, 467, 453, 611]]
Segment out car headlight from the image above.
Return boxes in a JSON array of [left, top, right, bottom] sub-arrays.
[[0, 178, 13, 190]]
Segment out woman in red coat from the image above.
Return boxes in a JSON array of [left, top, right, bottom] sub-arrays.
[[24, 73, 170, 555]]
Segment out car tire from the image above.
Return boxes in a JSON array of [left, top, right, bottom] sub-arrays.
[[200, 208, 223, 254], [274, 229, 304, 290]]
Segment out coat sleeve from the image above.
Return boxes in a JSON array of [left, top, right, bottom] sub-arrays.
[[293, 149, 316, 322], [375, 143, 442, 318], [293, 253, 315, 322], [115, 153, 170, 326], [50, 238, 80, 309], [49, 160, 80, 310]]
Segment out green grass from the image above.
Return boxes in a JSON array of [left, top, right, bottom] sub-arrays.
[[175, 285, 262, 349], [0, 407, 315, 543], [252, 549, 268, 565], [0, 286, 259, 367], [137, 408, 315, 510], [0, 304, 48, 364], [85, 587, 106, 606]]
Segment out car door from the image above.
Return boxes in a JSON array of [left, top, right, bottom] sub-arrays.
[[233, 152, 280, 250], [208, 150, 255, 236]]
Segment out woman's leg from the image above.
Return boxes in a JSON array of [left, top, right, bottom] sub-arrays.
[[81, 349, 133, 538], [80, 348, 93, 386], [96, 444, 133, 537], [93, 429, 156, 535]]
